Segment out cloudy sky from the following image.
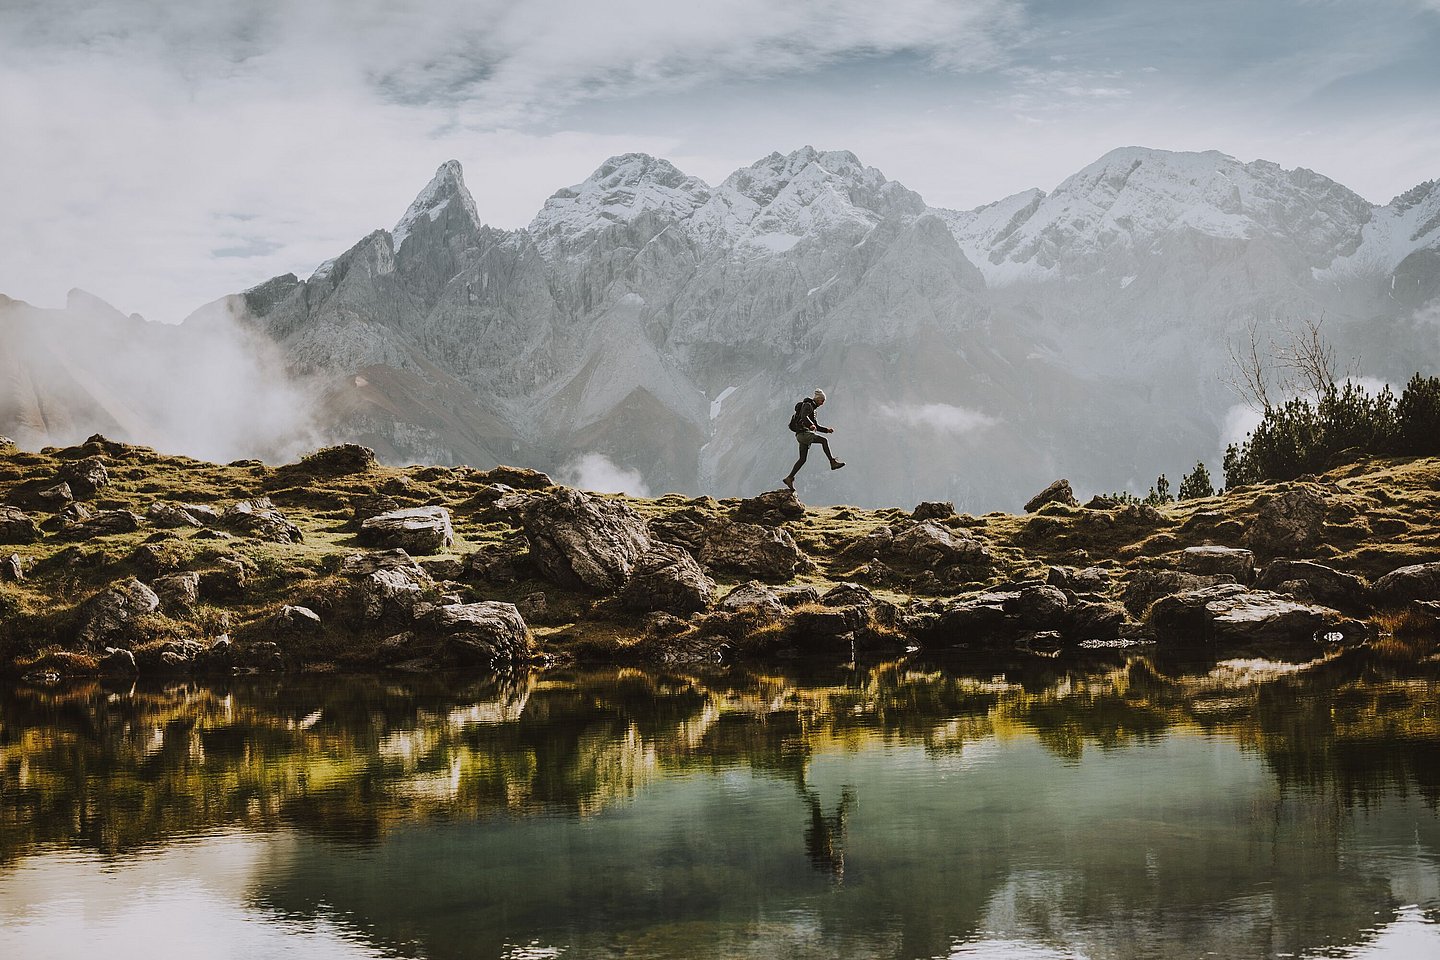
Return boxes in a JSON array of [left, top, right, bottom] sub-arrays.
[[2, 0, 1438, 323]]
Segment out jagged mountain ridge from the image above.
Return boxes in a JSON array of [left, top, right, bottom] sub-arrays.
[[6, 144, 1437, 510]]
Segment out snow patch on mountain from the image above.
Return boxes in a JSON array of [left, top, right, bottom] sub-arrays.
[[1316, 179, 1440, 279], [529, 153, 711, 257]]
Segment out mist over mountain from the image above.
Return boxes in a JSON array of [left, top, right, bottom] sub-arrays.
[[4, 146, 1437, 510]]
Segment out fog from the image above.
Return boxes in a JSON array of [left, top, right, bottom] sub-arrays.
[[0, 290, 327, 462], [559, 452, 652, 497]]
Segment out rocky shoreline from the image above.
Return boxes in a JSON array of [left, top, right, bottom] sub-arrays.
[[2, 435, 1438, 682]]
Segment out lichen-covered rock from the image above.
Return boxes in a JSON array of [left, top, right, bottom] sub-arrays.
[[1245, 485, 1326, 556], [890, 521, 991, 568], [55, 509, 143, 542], [351, 494, 403, 526], [433, 602, 530, 667], [1, 552, 24, 582], [619, 543, 714, 615], [1371, 562, 1440, 605], [911, 501, 956, 521], [821, 582, 875, 608], [37, 482, 74, 509], [698, 521, 805, 582], [477, 465, 553, 490], [1004, 584, 1071, 628], [1025, 479, 1078, 512], [1178, 545, 1255, 582], [200, 557, 251, 601], [341, 549, 434, 621], [152, 572, 201, 615], [1256, 559, 1368, 610], [717, 581, 786, 621], [776, 585, 823, 608], [278, 604, 323, 633], [57, 456, 109, 498], [76, 578, 160, 649], [148, 501, 218, 528], [360, 506, 455, 554], [0, 506, 41, 544], [736, 490, 806, 526], [1148, 585, 1354, 643], [299, 443, 377, 474], [222, 498, 303, 543], [1123, 569, 1238, 618], [522, 487, 651, 591]]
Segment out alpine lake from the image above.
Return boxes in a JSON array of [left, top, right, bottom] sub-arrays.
[[2, 646, 1438, 960]]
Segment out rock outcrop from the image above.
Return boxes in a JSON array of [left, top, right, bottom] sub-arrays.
[[1025, 480, 1078, 512], [619, 543, 714, 614], [698, 521, 805, 582], [522, 487, 651, 591], [360, 506, 455, 554]]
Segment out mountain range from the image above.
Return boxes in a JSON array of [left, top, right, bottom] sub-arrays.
[[4, 145, 1438, 510]]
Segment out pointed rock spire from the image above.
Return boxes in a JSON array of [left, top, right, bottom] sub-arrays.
[[392, 160, 480, 252]]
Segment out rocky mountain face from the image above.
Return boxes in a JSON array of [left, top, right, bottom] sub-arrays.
[[6, 146, 1437, 510]]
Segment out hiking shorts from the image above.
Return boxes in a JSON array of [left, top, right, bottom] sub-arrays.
[[795, 430, 823, 446]]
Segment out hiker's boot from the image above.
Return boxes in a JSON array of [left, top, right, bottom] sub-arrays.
[[829, 460, 845, 470], [782, 476, 796, 491]]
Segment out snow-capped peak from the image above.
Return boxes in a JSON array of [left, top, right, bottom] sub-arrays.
[[528, 153, 711, 257], [392, 159, 480, 252], [692, 146, 925, 252]]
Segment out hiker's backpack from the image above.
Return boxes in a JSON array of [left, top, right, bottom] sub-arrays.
[[788, 399, 810, 433]]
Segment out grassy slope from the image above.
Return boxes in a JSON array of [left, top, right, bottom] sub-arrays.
[[2, 437, 1439, 673]]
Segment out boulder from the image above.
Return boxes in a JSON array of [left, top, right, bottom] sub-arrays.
[[0, 506, 41, 544], [55, 509, 143, 542], [923, 592, 1016, 645], [1371, 562, 1440, 606], [736, 490, 806, 526], [1123, 569, 1238, 618], [1025, 479, 1078, 513], [1070, 566, 1114, 594], [433, 602, 531, 667], [57, 456, 110, 498], [351, 494, 403, 526], [1149, 584, 1353, 643], [1, 552, 24, 582], [99, 646, 138, 676], [1256, 560, 1368, 610], [147, 501, 214, 528], [199, 557, 251, 601], [648, 506, 716, 552], [360, 506, 455, 554], [821, 582, 875, 608], [1004, 584, 1071, 628], [152, 572, 201, 615], [775, 585, 823, 608], [717, 581, 786, 621], [222, 498, 303, 543], [838, 526, 894, 564], [522, 487, 651, 591], [37, 482, 74, 509], [619, 543, 714, 615], [476, 465, 553, 489], [698, 521, 805, 582], [0, 436, 13, 451], [76, 578, 160, 649], [890, 521, 991, 568], [790, 605, 867, 650], [1245, 485, 1326, 555], [1178, 545, 1255, 582], [341, 549, 434, 620], [911, 501, 956, 521], [278, 604, 323, 633], [1069, 600, 1135, 639], [299, 443, 377, 474]]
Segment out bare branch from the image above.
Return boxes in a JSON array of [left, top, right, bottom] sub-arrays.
[[1226, 317, 1274, 412]]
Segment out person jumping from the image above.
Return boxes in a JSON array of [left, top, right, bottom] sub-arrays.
[[783, 388, 844, 491]]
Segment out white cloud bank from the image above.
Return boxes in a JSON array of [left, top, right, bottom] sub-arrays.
[[559, 453, 651, 497], [877, 402, 997, 436]]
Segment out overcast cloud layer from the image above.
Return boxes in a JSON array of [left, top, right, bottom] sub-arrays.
[[2, 0, 1438, 323]]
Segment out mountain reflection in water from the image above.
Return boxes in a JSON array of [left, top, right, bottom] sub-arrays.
[[1, 648, 1438, 960]]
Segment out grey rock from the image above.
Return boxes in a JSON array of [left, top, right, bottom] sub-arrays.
[[1257, 559, 1368, 610], [1246, 485, 1326, 556], [698, 520, 805, 582], [1, 552, 24, 582], [341, 549, 433, 620], [153, 572, 201, 615], [100, 647, 138, 676], [360, 506, 455, 554], [1371, 562, 1440, 606], [619, 542, 714, 615], [222, 498, 304, 543], [1123, 569, 1238, 618], [890, 521, 991, 568], [911, 500, 956, 521], [1069, 599, 1134, 638], [299, 443, 377, 473], [56, 509, 143, 542], [434, 601, 531, 666], [200, 557, 251, 601], [76, 578, 160, 649], [1149, 585, 1352, 643], [775, 585, 823, 607], [717, 581, 786, 621], [1005, 584, 1071, 628], [522, 487, 651, 590], [1025, 479, 1078, 512], [790, 605, 867, 649], [37, 482, 74, 509], [1179, 545, 1255, 582], [147, 501, 211, 528], [735, 489, 806, 525], [279, 604, 323, 632], [57, 456, 109, 498], [821, 582, 875, 608], [0, 506, 41, 544], [351, 494, 403, 526]]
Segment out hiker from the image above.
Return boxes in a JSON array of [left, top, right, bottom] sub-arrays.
[[783, 388, 844, 491]]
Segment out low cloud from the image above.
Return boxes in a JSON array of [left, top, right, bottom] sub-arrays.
[[878, 402, 997, 435], [559, 453, 651, 497]]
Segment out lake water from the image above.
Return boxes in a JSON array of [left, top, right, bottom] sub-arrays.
[[2, 649, 1438, 959]]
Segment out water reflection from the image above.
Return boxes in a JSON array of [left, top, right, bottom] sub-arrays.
[[0, 649, 1437, 959]]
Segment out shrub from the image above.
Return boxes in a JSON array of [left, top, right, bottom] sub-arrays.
[[1178, 462, 1214, 500], [1396, 373, 1440, 456]]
